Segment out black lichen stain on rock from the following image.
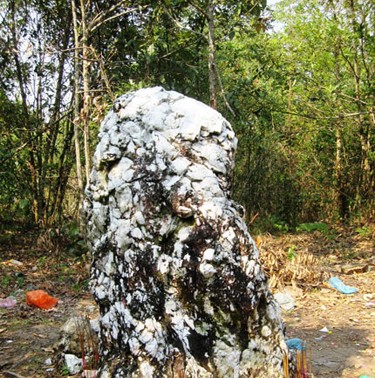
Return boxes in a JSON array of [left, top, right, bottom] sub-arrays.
[[177, 223, 218, 304], [126, 250, 166, 321], [187, 327, 213, 364], [167, 326, 186, 354], [184, 223, 218, 258]]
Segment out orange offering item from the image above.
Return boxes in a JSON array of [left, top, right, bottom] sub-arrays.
[[26, 290, 58, 310]]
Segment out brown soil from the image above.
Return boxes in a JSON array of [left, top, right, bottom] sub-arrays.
[[258, 226, 375, 378], [0, 230, 94, 378], [0, 225, 374, 378]]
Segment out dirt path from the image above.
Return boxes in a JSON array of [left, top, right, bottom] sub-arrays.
[[282, 272, 375, 377], [259, 227, 375, 378], [0, 226, 374, 377]]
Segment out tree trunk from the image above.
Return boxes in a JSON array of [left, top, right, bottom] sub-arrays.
[[71, 0, 84, 209], [332, 22, 349, 220], [10, 0, 40, 223], [207, 1, 218, 109], [348, 0, 372, 210], [80, 0, 92, 186], [45, 21, 72, 224], [334, 124, 349, 219], [85, 88, 288, 378]]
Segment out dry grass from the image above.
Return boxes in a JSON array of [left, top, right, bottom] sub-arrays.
[[256, 233, 322, 289]]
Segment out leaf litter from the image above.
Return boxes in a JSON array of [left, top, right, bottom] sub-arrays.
[[258, 224, 375, 378]]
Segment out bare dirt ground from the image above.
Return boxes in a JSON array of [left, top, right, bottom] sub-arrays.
[[258, 226, 375, 378], [0, 225, 374, 378], [0, 230, 94, 378]]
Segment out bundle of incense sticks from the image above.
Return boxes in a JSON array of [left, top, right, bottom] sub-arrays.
[[283, 342, 313, 378]]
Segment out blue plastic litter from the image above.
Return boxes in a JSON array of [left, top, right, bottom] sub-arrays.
[[359, 375, 373, 378], [286, 338, 305, 351], [328, 276, 358, 294]]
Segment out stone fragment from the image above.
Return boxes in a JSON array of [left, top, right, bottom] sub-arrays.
[[64, 353, 82, 375], [274, 290, 296, 311]]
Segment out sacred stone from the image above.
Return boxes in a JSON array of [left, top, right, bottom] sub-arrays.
[[85, 87, 288, 377]]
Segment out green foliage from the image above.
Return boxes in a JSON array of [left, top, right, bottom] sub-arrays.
[[0, 94, 33, 226], [249, 215, 292, 235], [271, 0, 375, 222], [71, 279, 90, 293], [219, 30, 305, 227], [295, 222, 337, 240], [37, 256, 48, 269], [296, 222, 329, 234], [0, 271, 25, 292], [15, 273, 25, 288], [36, 222, 87, 256], [286, 245, 297, 260], [60, 365, 70, 376], [61, 222, 87, 256], [1, 274, 12, 290], [342, 248, 358, 261], [355, 225, 371, 238], [272, 219, 290, 234], [226, 0, 375, 228]]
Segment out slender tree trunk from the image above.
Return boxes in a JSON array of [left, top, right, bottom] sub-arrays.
[[353, 58, 369, 181], [54, 120, 75, 224], [80, 0, 92, 186], [369, 106, 375, 206], [207, 0, 217, 109], [334, 124, 349, 219], [71, 0, 84, 209], [35, 15, 48, 225], [348, 0, 371, 210], [45, 21, 71, 224], [331, 19, 349, 220], [287, 77, 293, 133], [10, 0, 40, 224]]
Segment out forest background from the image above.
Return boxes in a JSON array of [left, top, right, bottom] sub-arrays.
[[0, 0, 374, 242]]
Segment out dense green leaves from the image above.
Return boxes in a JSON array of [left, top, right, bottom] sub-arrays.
[[271, 0, 375, 221], [0, 0, 374, 231], [214, 0, 375, 227]]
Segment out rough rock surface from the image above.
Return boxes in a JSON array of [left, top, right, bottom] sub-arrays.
[[85, 87, 287, 377]]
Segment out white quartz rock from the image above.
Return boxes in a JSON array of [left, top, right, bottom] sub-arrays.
[[154, 133, 178, 158], [203, 248, 215, 261], [141, 102, 170, 130], [117, 87, 165, 120], [84, 87, 287, 377], [107, 157, 133, 189], [187, 163, 213, 182], [139, 360, 155, 378], [171, 98, 204, 141], [193, 142, 227, 174], [170, 156, 191, 175], [170, 96, 225, 140], [64, 354, 82, 375], [199, 261, 217, 278]]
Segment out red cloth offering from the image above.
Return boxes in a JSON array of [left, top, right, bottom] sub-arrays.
[[26, 290, 58, 310]]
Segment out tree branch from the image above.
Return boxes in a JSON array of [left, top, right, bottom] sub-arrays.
[[89, 4, 149, 33], [161, 4, 206, 39], [0, 112, 72, 165], [187, 0, 209, 19], [216, 62, 236, 117], [273, 109, 374, 121]]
